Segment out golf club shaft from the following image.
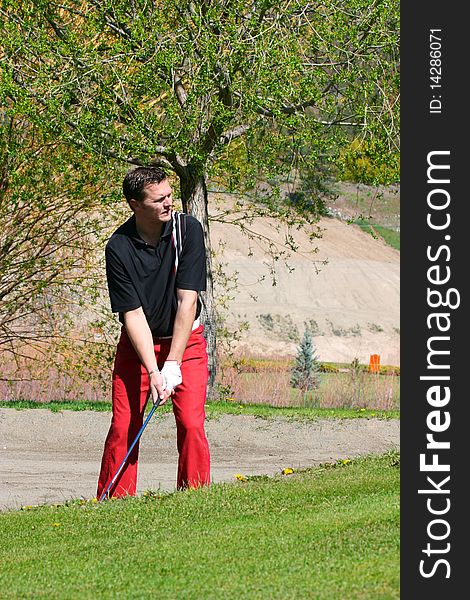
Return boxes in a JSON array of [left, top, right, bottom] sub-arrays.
[[99, 399, 160, 502]]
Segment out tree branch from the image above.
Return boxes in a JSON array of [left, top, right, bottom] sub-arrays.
[[219, 123, 253, 145]]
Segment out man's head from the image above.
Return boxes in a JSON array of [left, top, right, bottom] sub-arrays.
[[123, 166, 169, 204], [123, 166, 173, 226]]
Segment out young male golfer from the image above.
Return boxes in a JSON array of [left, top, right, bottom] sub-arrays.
[[97, 166, 210, 499]]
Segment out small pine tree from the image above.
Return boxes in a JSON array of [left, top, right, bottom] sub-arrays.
[[290, 328, 321, 391]]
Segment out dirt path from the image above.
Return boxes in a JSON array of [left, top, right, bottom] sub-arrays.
[[0, 408, 399, 511]]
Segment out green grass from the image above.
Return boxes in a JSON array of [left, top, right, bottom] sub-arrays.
[[0, 399, 399, 420], [0, 399, 113, 412], [369, 225, 400, 251], [353, 220, 400, 251], [0, 453, 400, 599]]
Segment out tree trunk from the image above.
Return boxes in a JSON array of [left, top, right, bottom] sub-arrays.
[[179, 166, 217, 395]]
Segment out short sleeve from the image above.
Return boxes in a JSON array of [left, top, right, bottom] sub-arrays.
[[105, 243, 142, 313], [175, 216, 207, 291]]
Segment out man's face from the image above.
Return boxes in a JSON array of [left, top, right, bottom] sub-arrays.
[[131, 179, 173, 224]]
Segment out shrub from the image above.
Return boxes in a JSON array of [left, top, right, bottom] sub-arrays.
[[319, 363, 341, 373]]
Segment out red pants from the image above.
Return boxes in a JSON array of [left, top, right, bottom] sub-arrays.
[[97, 325, 210, 498]]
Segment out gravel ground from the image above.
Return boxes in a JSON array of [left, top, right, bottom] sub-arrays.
[[0, 408, 399, 511]]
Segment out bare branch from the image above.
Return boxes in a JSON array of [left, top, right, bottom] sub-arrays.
[[219, 123, 253, 145]]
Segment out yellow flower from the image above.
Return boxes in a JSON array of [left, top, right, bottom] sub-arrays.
[[52, 523, 61, 527], [234, 473, 248, 482], [340, 459, 351, 465], [282, 468, 294, 475]]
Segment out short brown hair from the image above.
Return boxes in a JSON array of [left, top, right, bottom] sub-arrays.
[[122, 166, 168, 203]]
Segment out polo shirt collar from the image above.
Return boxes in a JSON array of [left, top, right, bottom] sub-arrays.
[[125, 214, 173, 245]]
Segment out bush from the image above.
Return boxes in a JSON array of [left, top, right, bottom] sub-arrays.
[[319, 363, 340, 373]]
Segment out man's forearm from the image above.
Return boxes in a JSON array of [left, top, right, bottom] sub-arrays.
[[123, 307, 170, 404], [167, 291, 198, 363], [123, 307, 158, 373]]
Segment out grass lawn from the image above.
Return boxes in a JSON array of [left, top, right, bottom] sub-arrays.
[[0, 399, 400, 420], [0, 453, 399, 599]]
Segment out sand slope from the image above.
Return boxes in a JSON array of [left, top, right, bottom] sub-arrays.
[[210, 211, 399, 366]]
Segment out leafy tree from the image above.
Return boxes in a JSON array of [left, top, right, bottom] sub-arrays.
[[0, 0, 399, 387], [290, 327, 321, 393], [0, 112, 123, 384], [338, 139, 400, 185]]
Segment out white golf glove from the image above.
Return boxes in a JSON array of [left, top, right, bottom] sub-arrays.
[[161, 360, 182, 393]]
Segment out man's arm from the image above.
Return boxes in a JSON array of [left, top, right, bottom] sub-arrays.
[[123, 307, 170, 404], [158, 289, 198, 396], [167, 289, 198, 364]]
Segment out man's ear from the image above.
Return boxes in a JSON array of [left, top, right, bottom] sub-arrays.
[[129, 198, 139, 212]]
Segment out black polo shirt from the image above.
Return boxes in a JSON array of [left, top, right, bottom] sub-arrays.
[[105, 212, 206, 337]]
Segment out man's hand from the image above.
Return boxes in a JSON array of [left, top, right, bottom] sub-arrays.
[[148, 370, 171, 405], [160, 360, 182, 395]]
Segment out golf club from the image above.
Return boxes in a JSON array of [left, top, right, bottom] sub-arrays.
[[99, 397, 162, 502]]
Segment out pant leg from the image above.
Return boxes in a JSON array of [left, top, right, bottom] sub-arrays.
[[171, 325, 211, 489], [96, 330, 151, 499]]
